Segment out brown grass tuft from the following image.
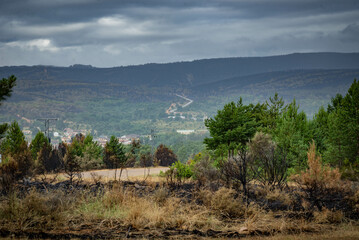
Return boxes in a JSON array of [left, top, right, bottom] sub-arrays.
[[198, 187, 246, 219], [265, 188, 294, 207], [0, 189, 74, 231], [314, 208, 344, 224]]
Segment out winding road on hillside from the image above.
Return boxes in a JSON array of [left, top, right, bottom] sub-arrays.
[[175, 94, 193, 107]]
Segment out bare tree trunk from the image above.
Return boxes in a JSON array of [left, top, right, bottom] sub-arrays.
[[119, 168, 124, 181]]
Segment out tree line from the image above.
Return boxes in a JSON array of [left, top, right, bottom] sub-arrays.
[[0, 125, 179, 187], [205, 79, 359, 174], [165, 79, 359, 198]]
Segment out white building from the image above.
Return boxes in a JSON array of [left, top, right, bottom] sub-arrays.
[[176, 129, 195, 135]]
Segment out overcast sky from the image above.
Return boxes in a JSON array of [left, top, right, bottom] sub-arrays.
[[0, 0, 358, 67]]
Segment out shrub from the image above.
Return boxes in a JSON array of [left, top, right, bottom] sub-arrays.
[[0, 159, 18, 192], [191, 153, 219, 188], [198, 187, 246, 219], [291, 141, 346, 211], [0, 190, 72, 230], [314, 208, 344, 223], [152, 187, 169, 206], [263, 187, 294, 211], [218, 149, 252, 198], [348, 188, 359, 218], [102, 188, 125, 209], [0, 141, 33, 192], [248, 132, 288, 189], [164, 161, 193, 184], [63, 145, 82, 185], [172, 161, 193, 182]]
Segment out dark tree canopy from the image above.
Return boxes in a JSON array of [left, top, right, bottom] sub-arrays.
[[204, 98, 257, 157], [0, 75, 16, 139], [154, 144, 177, 166], [30, 131, 49, 161], [103, 136, 127, 169], [0, 75, 16, 104], [0, 121, 25, 156]]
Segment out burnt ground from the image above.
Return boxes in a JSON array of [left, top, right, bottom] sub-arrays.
[[0, 179, 358, 239]]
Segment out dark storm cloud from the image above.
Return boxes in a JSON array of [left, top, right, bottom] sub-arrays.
[[0, 0, 358, 67]]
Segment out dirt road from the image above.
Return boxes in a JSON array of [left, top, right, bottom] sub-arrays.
[[81, 167, 169, 180]]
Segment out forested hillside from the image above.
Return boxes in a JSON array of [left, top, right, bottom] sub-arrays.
[[0, 52, 358, 139]]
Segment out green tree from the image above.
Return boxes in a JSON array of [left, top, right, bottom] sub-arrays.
[[0, 75, 16, 104], [0, 141, 32, 191], [273, 99, 309, 170], [0, 75, 16, 140], [204, 98, 257, 157], [11, 142, 33, 179], [126, 139, 141, 167], [83, 134, 94, 145], [1, 121, 25, 156], [310, 106, 329, 154], [104, 136, 127, 180], [325, 79, 359, 174], [327, 93, 344, 113], [63, 144, 82, 185], [324, 110, 346, 167], [30, 131, 49, 161], [81, 135, 103, 170], [263, 93, 286, 133], [341, 79, 359, 164], [70, 135, 84, 158], [35, 141, 52, 175]]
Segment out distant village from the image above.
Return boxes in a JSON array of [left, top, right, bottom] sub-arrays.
[[21, 126, 140, 147], [21, 126, 207, 147], [18, 93, 209, 146]]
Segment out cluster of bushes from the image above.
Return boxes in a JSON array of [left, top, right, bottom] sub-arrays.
[[164, 141, 359, 220]]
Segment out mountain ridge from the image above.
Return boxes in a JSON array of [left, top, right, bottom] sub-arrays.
[[1, 52, 359, 89], [1, 52, 359, 136]]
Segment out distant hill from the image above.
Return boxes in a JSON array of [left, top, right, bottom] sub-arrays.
[[193, 69, 359, 96], [0, 52, 358, 136], [1, 52, 358, 88]]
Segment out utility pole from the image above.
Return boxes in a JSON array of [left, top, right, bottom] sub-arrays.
[[37, 118, 58, 142], [150, 128, 157, 152], [150, 128, 157, 169]]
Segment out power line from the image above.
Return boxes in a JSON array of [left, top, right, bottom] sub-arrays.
[[37, 118, 58, 141]]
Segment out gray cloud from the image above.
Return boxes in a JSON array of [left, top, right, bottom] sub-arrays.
[[0, 0, 358, 67]]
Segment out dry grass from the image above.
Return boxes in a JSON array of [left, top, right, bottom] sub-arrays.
[[248, 223, 359, 240], [72, 183, 224, 232], [198, 187, 246, 219], [249, 215, 324, 235], [0, 189, 77, 231], [0, 181, 358, 239], [265, 188, 294, 207], [313, 208, 344, 224]]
